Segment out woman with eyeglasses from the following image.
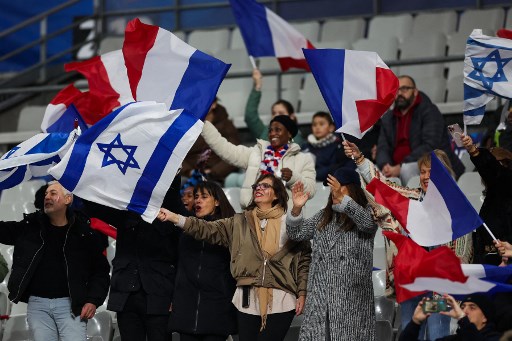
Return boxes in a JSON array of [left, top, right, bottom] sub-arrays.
[[158, 174, 311, 341], [200, 111, 316, 209], [286, 169, 377, 341]]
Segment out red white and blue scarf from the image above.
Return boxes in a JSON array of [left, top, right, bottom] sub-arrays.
[[260, 144, 289, 175]]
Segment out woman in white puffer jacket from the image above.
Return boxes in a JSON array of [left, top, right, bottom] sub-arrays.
[[201, 115, 316, 209]]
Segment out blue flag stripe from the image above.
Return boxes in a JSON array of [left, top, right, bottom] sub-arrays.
[[171, 50, 230, 121], [0, 167, 27, 190], [57, 102, 133, 192], [25, 133, 70, 155], [127, 111, 199, 215], [229, 0, 275, 57], [466, 37, 512, 51], [429, 153, 483, 240], [47, 104, 88, 134], [303, 48, 345, 130]]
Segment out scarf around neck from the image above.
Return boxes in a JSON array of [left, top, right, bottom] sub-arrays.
[[260, 144, 289, 176], [251, 205, 285, 330]]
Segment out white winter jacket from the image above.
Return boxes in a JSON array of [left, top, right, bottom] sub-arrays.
[[201, 121, 316, 208]]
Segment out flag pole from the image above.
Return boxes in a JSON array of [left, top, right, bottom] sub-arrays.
[[249, 56, 257, 70], [340, 133, 355, 160], [483, 222, 497, 241]]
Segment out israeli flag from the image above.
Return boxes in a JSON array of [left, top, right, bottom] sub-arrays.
[[464, 29, 512, 125], [0, 130, 79, 190], [49, 101, 203, 223]]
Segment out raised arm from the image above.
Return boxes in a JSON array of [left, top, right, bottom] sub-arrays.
[[158, 208, 233, 248], [244, 69, 267, 140], [201, 121, 252, 169], [334, 197, 377, 235], [286, 181, 318, 241]]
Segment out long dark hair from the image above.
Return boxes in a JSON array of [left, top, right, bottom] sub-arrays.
[[246, 173, 289, 212], [317, 183, 368, 231], [194, 181, 235, 219]]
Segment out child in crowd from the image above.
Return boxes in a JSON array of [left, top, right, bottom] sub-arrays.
[[302, 111, 353, 182]]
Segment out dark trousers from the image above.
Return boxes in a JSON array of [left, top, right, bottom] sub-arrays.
[[117, 290, 169, 341], [180, 334, 228, 341], [236, 310, 295, 341]]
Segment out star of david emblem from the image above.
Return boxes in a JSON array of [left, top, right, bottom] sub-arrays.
[[2, 146, 20, 160], [97, 134, 140, 174], [467, 49, 512, 90]]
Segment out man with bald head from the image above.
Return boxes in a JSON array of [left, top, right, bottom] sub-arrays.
[[0, 181, 110, 341], [377, 75, 464, 184]]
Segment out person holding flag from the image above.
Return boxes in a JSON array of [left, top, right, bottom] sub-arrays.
[[461, 134, 512, 265], [343, 141, 473, 340]]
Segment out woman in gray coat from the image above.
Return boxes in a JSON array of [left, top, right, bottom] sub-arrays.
[[286, 167, 377, 341]]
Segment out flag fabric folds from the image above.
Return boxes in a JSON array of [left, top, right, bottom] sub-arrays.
[[0, 130, 79, 190], [43, 18, 230, 130], [229, 0, 314, 71], [303, 48, 398, 138], [382, 232, 465, 303], [49, 101, 203, 223], [123, 18, 230, 120], [464, 29, 512, 125], [367, 152, 483, 246], [384, 232, 512, 303], [41, 85, 88, 133]]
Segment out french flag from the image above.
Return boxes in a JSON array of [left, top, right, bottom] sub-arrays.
[[384, 232, 512, 303], [123, 18, 230, 119], [303, 49, 398, 139], [367, 152, 483, 247], [229, 0, 314, 71]]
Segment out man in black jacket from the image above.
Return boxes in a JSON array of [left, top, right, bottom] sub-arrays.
[[377, 75, 464, 184], [84, 175, 186, 341], [0, 181, 110, 341], [400, 294, 502, 341]]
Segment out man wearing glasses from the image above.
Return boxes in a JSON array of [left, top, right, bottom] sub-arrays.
[[376, 75, 464, 184]]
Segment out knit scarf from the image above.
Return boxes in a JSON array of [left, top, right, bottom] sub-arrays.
[[306, 132, 337, 148], [260, 144, 289, 176], [251, 205, 285, 330]]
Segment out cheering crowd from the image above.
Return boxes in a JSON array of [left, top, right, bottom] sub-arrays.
[[0, 69, 512, 341]]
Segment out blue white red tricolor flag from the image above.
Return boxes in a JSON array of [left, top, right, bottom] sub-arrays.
[[229, 0, 314, 71], [123, 18, 230, 119], [367, 152, 482, 246], [464, 29, 512, 125], [303, 49, 398, 138], [385, 232, 512, 302], [0, 130, 79, 190], [43, 18, 229, 129], [49, 102, 203, 223]]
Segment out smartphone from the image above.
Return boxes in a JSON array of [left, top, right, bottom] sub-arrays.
[[447, 123, 464, 147], [422, 299, 451, 314], [242, 286, 250, 308]]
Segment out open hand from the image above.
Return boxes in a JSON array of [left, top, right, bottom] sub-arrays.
[[292, 181, 309, 209]]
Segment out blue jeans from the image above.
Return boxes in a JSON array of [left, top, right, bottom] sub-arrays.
[[27, 296, 87, 341], [401, 294, 450, 340]]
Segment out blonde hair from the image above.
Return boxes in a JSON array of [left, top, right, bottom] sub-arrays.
[[417, 149, 455, 179]]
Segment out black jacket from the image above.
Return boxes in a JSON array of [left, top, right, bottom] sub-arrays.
[[84, 176, 185, 315], [399, 317, 501, 341], [471, 148, 512, 263], [169, 217, 237, 336], [377, 92, 464, 178], [0, 210, 110, 315]]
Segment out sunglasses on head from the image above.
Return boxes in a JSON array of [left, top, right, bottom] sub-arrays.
[[251, 183, 272, 191]]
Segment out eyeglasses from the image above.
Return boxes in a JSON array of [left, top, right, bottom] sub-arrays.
[[251, 183, 272, 191], [398, 86, 415, 92]]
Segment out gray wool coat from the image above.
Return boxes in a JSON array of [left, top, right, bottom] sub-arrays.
[[287, 196, 377, 341]]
